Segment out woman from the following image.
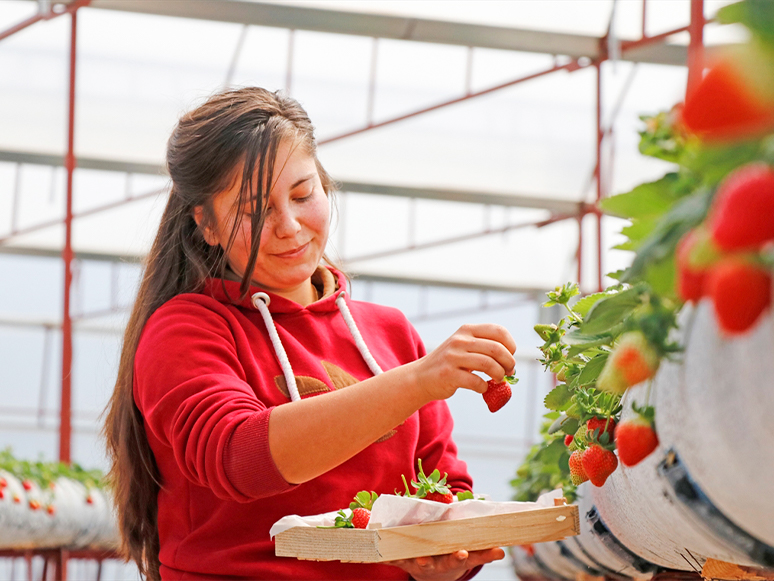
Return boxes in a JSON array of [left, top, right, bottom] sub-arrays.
[[104, 87, 516, 580]]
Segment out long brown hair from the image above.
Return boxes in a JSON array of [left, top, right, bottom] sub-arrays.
[[103, 87, 334, 579]]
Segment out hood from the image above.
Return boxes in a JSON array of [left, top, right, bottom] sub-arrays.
[[202, 265, 347, 315]]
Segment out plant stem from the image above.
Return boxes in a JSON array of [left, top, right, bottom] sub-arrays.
[[563, 303, 583, 324]]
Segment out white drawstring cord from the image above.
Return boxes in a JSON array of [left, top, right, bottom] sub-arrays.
[[251, 292, 301, 402], [251, 289, 383, 402], [335, 292, 383, 376]]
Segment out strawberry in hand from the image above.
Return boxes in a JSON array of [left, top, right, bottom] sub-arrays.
[[483, 375, 518, 413], [615, 404, 659, 468]]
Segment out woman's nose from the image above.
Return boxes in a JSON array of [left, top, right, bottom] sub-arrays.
[[271, 205, 302, 238]]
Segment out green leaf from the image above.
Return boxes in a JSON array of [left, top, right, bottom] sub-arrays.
[[560, 417, 580, 436], [621, 190, 712, 285], [601, 174, 682, 220], [716, 1, 746, 25], [580, 287, 644, 335], [717, 0, 774, 45], [571, 292, 608, 318], [547, 413, 571, 435], [577, 353, 609, 387], [544, 384, 573, 411]]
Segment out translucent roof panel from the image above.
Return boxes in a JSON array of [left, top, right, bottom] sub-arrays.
[[0, 0, 741, 292]]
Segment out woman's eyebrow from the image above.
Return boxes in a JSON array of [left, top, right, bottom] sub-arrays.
[[290, 173, 316, 190]]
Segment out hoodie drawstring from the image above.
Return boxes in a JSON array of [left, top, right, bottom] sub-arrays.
[[335, 292, 383, 377], [251, 291, 383, 403], [251, 292, 301, 402]]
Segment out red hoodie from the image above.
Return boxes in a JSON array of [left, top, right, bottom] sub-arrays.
[[134, 267, 474, 580]]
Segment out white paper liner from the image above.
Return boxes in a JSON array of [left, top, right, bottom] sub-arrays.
[[270, 489, 564, 539]]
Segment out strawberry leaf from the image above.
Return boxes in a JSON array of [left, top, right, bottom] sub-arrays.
[[544, 384, 573, 411]]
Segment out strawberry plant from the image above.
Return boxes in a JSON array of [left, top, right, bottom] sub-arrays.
[[0, 448, 106, 508], [511, 0, 774, 502]]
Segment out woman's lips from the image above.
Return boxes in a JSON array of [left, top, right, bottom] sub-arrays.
[[273, 242, 309, 258]]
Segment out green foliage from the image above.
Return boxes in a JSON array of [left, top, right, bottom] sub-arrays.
[[0, 448, 104, 490], [350, 490, 379, 511], [511, 0, 774, 506]]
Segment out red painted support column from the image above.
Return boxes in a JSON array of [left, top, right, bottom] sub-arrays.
[[687, 0, 705, 98], [59, 9, 78, 469]]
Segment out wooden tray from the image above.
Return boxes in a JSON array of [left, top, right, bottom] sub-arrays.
[[275, 503, 579, 563]]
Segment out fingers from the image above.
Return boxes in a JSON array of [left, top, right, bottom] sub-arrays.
[[464, 547, 506, 567], [454, 327, 516, 377], [460, 324, 517, 355]]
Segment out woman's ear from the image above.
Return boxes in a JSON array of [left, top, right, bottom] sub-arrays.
[[193, 206, 218, 246]]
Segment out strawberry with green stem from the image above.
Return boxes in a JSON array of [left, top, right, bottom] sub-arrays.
[[616, 402, 659, 468], [401, 459, 454, 504], [597, 331, 660, 394], [483, 375, 518, 413], [324, 490, 379, 530], [568, 451, 588, 485], [707, 256, 772, 335]]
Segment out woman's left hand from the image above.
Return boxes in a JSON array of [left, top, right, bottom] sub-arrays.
[[387, 548, 505, 581]]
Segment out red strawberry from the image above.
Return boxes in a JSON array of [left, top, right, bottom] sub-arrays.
[[425, 491, 454, 504], [0, 489, 4, 499], [709, 164, 774, 252], [13, 494, 21, 504], [597, 332, 659, 394], [616, 418, 659, 467], [22, 480, 32, 491], [676, 229, 710, 302], [707, 257, 772, 335], [581, 445, 618, 487], [29, 499, 40, 511], [564, 434, 574, 447], [46, 505, 56, 516], [86, 495, 94, 505], [351, 507, 371, 529], [568, 450, 588, 485], [0, 477, 6, 488], [682, 57, 774, 142], [522, 544, 535, 557], [483, 377, 514, 413], [586, 417, 617, 443], [407, 459, 454, 503]]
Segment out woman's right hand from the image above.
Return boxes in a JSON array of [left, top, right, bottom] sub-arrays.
[[406, 324, 517, 403]]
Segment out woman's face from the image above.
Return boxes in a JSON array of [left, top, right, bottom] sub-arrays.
[[199, 139, 330, 303]]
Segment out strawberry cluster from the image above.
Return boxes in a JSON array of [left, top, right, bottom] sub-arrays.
[[676, 163, 774, 335], [565, 415, 619, 487]]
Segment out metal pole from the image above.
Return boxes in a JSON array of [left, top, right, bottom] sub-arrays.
[[595, 61, 604, 292], [687, 0, 705, 98], [59, 8, 78, 469]]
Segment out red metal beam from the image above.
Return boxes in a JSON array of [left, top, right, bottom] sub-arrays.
[[687, 0, 705, 98], [319, 59, 584, 146], [0, 0, 90, 44], [320, 23, 693, 148], [0, 185, 166, 246], [59, 8, 78, 468], [344, 206, 594, 264]]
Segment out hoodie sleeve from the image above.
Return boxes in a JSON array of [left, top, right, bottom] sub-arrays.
[[407, 322, 474, 494], [134, 298, 295, 502]]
